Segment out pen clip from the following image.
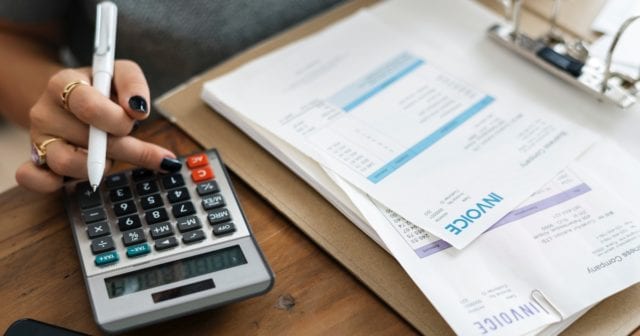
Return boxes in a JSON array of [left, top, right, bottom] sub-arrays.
[[94, 2, 117, 56]]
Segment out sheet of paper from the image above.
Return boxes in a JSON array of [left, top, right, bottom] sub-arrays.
[[589, 30, 640, 78], [591, 0, 640, 34], [203, 11, 596, 248], [330, 140, 640, 336]]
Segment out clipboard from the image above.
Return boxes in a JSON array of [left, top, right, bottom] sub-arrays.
[[155, 0, 640, 334]]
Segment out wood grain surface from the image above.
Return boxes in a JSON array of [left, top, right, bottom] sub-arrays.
[[0, 120, 417, 335]]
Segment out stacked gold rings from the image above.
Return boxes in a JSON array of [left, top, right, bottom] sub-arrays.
[[60, 80, 89, 111]]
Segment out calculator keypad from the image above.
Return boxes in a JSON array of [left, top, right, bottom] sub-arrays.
[[67, 150, 249, 271]]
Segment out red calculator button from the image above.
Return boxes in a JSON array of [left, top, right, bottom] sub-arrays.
[[191, 167, 214, 182], [186, 153, 209, 168]]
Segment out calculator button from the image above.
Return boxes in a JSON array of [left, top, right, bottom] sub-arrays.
[[167, 187, 190, 203], [191, 166, 214, 182], [136, 180, 158, 196], [76, 182, 102, 209], [155, 236, 178, 251], [145, 208, 169, 225], [182, 230, 205, 244], [105, 173, 128, 189], [208, 208, 231, 225], [202, 194, 225, 210], [91, 236, 115, 254], [122, 228, 146, 246], [162, 174, 185, 189], [177, 216, 202, 232], [172, 201, 196, 218], [87, 222, 110, 239], [131, 168, 154, 182], [149, 222, 173, 239], [82, 208, 106, 224], [113, 200, 137, 217], [186, 153, 209, 168], [95, 251, 119, 266], [109, 186, 132, 202], [212, 222, 236, 236], [141, 194, 163, 210], [117, 214, 142, 231], [197, 181, 219, 196], [126, 243, 151, 258]]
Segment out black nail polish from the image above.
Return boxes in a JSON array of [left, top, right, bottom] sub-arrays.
[[160, 157, 182, 172], [131, 120, 141, 132], [129, 96, 148, 113]]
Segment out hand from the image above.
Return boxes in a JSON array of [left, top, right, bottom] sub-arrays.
[[15, 60, 182, 192]]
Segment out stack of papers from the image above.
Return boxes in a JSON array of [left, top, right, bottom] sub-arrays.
[[200, 0, 640, 335]]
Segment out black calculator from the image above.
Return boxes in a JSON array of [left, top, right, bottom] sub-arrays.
[[63, 149, 273, 334]]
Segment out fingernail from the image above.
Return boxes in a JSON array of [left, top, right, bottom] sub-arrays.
[[160, 157, 182, 172], [129, 96, 148, 113]]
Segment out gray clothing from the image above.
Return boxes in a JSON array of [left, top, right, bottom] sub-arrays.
[[0, 0, 344, 97]]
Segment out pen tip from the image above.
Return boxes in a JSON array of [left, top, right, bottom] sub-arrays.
[[91, 185, 98, 192]]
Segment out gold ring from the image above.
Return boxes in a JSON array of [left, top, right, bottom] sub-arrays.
[[31, 137, 65, 166], [61, 80, 89, 111]]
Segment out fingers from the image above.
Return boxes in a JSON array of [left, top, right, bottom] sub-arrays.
[[15, 161, 64, 193], [40, 139, 89, 179], [108, 136, 181, 173], [113, 60, 150, 120], [47, 68, 135, 136]]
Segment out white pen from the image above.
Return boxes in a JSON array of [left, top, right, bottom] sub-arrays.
[[88, 2, 117, 191]]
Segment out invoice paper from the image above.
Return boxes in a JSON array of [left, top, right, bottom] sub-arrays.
[[331, 141, 640, 336], [202, 11, 596, 248]]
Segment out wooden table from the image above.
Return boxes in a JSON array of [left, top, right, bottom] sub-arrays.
[[0, 120, 417, 335]]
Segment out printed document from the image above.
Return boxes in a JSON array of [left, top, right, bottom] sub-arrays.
[[203, 11, 596, 248], [331, 141, 640, 336]]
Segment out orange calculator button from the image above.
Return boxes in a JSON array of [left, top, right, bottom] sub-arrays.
[[191, 166, 214, 182], [186, 153, 209, 169]]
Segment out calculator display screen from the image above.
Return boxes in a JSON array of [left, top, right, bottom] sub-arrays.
[[104, 245, 247, 298]]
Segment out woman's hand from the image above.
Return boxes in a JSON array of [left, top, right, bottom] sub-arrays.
[[15, 60, 182, 192]]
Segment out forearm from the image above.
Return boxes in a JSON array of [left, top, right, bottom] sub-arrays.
[[0, 23, 63, 128]]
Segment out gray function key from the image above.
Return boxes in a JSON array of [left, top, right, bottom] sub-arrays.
[[212, 222, 236, 236], [131, 168, 154, 182], [105, 172, 128, 189], [91, 236, 115, 254], [177, 216, 202, 232], [76, 182, 102, 209], [155, 236, 178, 251], [208, 208, 231, 225], [149, 222, 173, 239], [82, 208, 106, 224], [182, 230, 205, 244], [202, 194, 225, 210], [197, 181, 219, 196], [87, 222, 110, 239], [122, 228, 146, 246]]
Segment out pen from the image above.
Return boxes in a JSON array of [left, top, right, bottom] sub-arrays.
[[88, 1, 117, 191]]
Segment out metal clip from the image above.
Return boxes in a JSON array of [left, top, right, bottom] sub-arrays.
[[488, 0, 640, 109], [531, 289, 564, 321], [600, 15, 640, 99]]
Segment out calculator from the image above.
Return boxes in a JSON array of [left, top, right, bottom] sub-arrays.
[[63, 149, 274, 334]]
